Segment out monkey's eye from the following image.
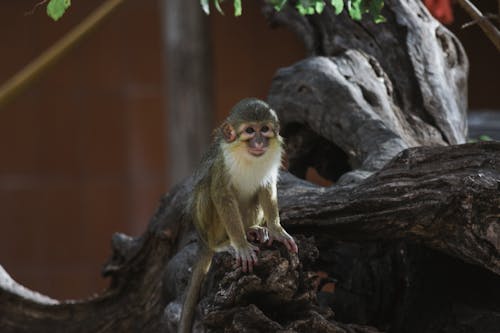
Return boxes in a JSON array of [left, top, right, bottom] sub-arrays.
[[261, 125, 269, 133], [245, 127, 255, 134]]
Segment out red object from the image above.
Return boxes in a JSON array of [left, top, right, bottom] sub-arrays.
[[424, 0, 454, 24]]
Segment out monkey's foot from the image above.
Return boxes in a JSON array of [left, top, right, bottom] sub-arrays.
[[232, 243, 259, 273], [268, 229, 299, 254], [246, 226, 269, 244]]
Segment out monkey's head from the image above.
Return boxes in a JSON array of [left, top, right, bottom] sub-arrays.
[[221, 98, 282, 158]]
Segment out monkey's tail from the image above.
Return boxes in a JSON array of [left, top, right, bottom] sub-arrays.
[[178, 248, 213, 333]]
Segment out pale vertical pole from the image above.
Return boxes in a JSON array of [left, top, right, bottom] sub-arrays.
[[161, 0, 213, 185]]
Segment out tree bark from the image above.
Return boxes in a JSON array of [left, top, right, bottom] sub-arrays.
[[162, 0, 214, 183], [1, 1, 499, 332]]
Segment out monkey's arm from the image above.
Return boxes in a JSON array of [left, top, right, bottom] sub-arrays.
[[211, 177, 259, 272], [258, 184, 298, 253]]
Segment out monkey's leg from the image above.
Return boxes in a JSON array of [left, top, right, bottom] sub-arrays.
[[178, 248, 213, 333], [258, 185, 298, 253], [212, 189, 259, 273]]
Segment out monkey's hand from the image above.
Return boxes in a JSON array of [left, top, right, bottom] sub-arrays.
[[268, 227, 298, 254], [246, 226, 270, 244], [231, 242, 259, 273]]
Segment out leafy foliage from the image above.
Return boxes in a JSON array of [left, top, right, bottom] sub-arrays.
[[347, 0, 363, 20], [469, 135, 494, 143], [201, 0, 242, 16], [201, 0, 210, 14], [43, 0, 383, 22], [330, 0, 344, 15], [201, 0, 385, 22], [47, 0, 71, 21], [368, 0, 386, 23]]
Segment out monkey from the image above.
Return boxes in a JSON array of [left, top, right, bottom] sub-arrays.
[[177, 98, 298, 333]]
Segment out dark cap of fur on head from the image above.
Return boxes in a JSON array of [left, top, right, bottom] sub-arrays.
[[227, 98, 279, 127]]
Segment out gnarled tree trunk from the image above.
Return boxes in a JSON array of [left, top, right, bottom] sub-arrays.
[[1, 1, 499, 332]]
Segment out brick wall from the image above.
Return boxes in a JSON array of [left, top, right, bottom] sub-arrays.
[[0, 0, 167, 299], [0, 0, 304, 300]]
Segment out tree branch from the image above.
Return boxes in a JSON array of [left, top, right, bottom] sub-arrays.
[[279, 142, 500, 275], [456, 0, 500, 52], [0, 0, 125, 110]]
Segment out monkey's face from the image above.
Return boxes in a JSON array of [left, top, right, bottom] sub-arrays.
[[237, 123, 276, 157]]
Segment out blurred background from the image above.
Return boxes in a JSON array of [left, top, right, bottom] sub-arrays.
[[0, 0, 498, 300]]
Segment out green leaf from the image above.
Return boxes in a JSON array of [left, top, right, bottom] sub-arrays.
[[373, 14, 386, 23], [46, 0, 71, 21], [479, 135, 493, 141], [234, 0, 242, 16], [271, 0, 288, 11], [200, 0, 210, 14], [214, 0, 224, 14], [348, 0, 362, 20], [330, 0, 344, 15], [369, 0, 386, 23], [315, 1, 326, 13], [296, 0, 317, 15], [296, 3, 308, 15]]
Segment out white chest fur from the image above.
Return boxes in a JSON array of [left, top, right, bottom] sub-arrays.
[[222, 143, 282, 199]]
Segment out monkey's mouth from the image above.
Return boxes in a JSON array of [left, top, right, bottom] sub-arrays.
[[248, 147, 267, 157]]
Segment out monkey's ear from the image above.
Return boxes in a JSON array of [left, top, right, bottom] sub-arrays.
[[221, 123, 237, 143]]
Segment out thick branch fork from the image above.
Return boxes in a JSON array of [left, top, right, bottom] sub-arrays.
[[279, 142, 500, 275]]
